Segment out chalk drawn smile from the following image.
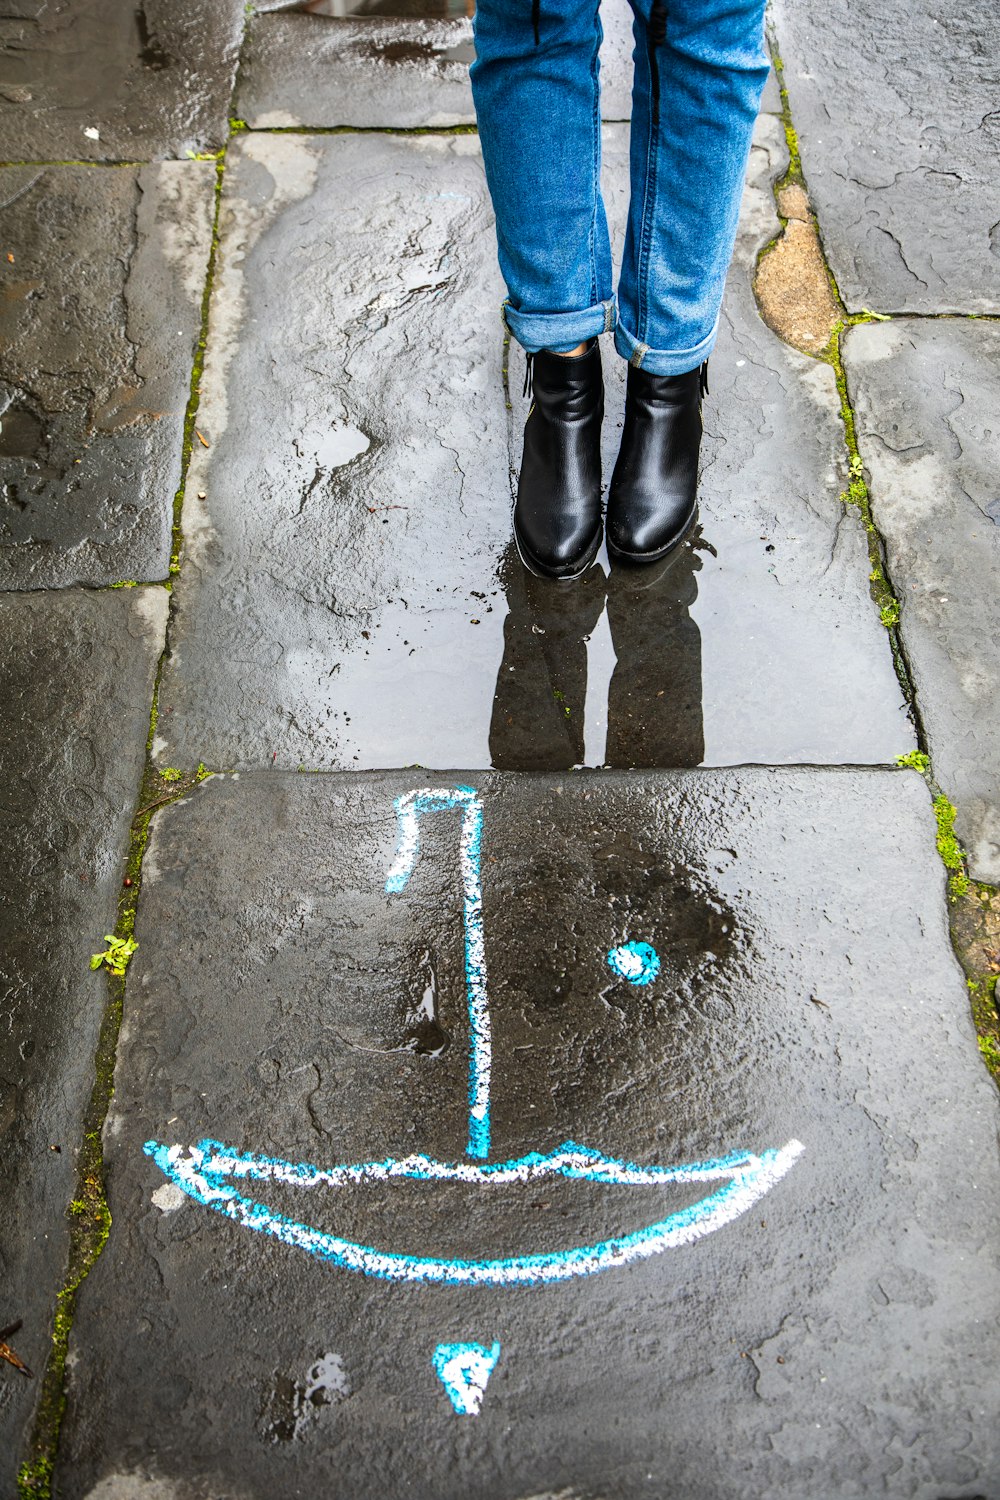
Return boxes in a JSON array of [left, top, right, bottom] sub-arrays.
[[145, 787, 803, 1287]]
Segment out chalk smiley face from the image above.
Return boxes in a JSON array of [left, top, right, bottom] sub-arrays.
[[144, 786, 803, 1286]]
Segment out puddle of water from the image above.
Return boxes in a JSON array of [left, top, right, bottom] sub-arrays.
[[134, 4, 172, 70], [582, 598, 614, 767], [490, 539, 705, 771], [297, 422, 371, 470], [405, 949, 450, 1056], [361, 36, 476, 62], [258, 1351, 351, 1444], [290, 535, 706, 771], [0, 406, 44, 459]]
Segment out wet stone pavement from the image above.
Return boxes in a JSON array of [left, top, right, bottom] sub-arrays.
[[55, 772, 1000, 1496], [2, 0, 1000, 1495], [236, 0, 636, 128], [844, 321, 1000, 884], [0, 0, 245, 163], [156, 117, 909, 772], [0, 589, 166, 1466], [768, 0, 1000, 316], [0, 162, 216, 590]]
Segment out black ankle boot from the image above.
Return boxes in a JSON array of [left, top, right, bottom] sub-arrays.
[[606, 362, 707, 564], [513, 341, 604, 581]]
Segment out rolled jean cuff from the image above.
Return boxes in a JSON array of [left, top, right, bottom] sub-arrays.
[[613, 315, 719, 376], [502, 297, 616, 355]]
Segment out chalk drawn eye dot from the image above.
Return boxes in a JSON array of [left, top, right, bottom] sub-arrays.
[[606, 941, 661, 986]]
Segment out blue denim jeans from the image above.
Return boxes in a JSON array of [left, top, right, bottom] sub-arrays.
[[470, 0, 769, 374]]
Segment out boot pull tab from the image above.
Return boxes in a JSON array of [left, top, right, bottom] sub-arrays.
[[649, 0, 667, 45], [700, 361, 710, 398], [522, 352, 534, 401]]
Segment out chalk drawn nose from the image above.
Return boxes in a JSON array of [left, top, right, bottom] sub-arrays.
[[385, 786, 492, 1160]]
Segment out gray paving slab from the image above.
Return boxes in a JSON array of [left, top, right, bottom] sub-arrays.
[[0, 161, 216, 590], [235, 0, 634, 128], [58, 768, 1000, 1498], [236, 12, 477, 129], [844, 319, 1000, 885], [769, 0, 1000, 314], [0, 0, 244, 163], [759, 61, 781, 115], [0, 587, 166, 1483], [156, 121, 910, 773]]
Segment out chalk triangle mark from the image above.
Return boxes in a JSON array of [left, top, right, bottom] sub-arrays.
[[432, 1341, 500, 1415]]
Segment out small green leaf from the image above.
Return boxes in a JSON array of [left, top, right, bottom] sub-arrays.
[[90, 934, 138, 978], [895, 750, 930, 773]]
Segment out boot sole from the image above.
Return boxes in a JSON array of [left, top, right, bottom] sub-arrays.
[[605, 504, 698, 568]]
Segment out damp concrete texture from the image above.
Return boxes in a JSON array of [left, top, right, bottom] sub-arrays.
[[236, 0, 634, 127], [768, 0, 1000, 314], [238, 0, 780, 133], [155, 119, 909, 772], [58, 771, 1000, 1498], [844, 320, 1000, 885], [0, 587, 166, 1466], [0, 162, 216, 590], [2, 0, 1000, 1493], [0, 0, 245, 162]]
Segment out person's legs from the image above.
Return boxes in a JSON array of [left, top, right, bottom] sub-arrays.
[[606, 0, 768, 563], [472, 0, 613, 578], [616, 0, 769, 373], [470, 0, 615, 354]]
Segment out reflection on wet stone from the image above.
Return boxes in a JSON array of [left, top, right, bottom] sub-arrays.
[[490, 546, 605, 771], [237, 0, 633, 127], [404, 949, 450, 1056], [293, 0, 472, 15], [490, 540, 705, 770], [605, 545, 705, 770], [157, 125, 909, 769], [0, 0, 244, 161]]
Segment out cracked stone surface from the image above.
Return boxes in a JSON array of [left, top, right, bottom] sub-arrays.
[[0, 587, 167, 1483], [0, 162, 216, 590], [155, 120, 909, 772], [769, 0, 1000, 313], [235, 0, 635, 128], [58, 769, 1000, 1498], [0, 0, 245, 162], [844, 319, 1000, 884], [236, 13, 478, 129]]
